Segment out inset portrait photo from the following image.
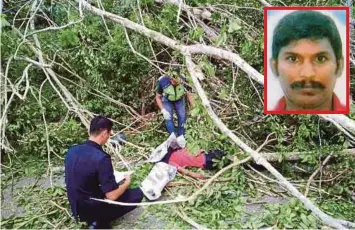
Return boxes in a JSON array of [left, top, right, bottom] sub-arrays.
[[264, 7, 350, 114]]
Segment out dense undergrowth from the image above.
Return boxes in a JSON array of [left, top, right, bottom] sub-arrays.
[[1, 0, 355, 228]]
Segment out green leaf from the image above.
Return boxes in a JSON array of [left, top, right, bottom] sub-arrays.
[[220, 88, 228, 100], [0, 14, 10, 29], [215, 31, 227, 47], [228, 18, 242, 33], [200, 61, 215, 78]]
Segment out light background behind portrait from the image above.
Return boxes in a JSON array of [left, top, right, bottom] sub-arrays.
[[266, 9, 347, 110]]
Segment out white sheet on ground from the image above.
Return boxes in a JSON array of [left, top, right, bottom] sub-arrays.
[[140, 162, 177, 200]]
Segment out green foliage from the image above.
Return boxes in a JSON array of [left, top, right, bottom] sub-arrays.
[[129, 163, 154, 188], [1, 185, 85, 229], [227, 18, 242, 33], [214, 27, 228, 47], [189, 26, 205, 42], [144, 167, 247, 229], [2, 0, 355, 228], [240, 38, 264, 66], [0, 13, 11, 29], [183, 168, 246, 228], [248, 199, 321, 229], [199, 59, 216, 78], [320, 200, 355, 221], [59, 29, 80, 47]]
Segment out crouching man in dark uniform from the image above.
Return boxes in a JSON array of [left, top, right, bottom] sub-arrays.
[[65, 116, 143, 229]]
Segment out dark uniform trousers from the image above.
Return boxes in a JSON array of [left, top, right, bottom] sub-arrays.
[[78, 188, 143, 227]]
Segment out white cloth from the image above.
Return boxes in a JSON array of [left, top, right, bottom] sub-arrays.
[[140, 162, 177, 200], [148, 133, 186, 163], [176, 135, 186, 148], [147, 141, 168, 163]]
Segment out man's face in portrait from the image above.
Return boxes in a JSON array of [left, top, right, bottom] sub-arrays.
[[271, 37, 343, 110]]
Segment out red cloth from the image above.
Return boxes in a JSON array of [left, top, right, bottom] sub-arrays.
[[273, 93, 346, 111], [168, 148, 205, 169]]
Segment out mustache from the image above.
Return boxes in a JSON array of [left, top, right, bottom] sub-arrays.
[[290, 80, 325, 90]]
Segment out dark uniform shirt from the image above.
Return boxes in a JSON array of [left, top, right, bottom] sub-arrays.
[[65, 140, 118, 222]]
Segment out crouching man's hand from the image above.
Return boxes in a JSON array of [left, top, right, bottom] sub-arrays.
[[124, 175, 131, 185], [105, 175, 131, 201]]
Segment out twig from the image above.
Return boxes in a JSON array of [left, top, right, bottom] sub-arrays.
[[15, 57, 52, 68], [24, 19, 83, 37], [123, 27, 167, 74], [39, 76, 53, 187], [167, 177, 232, 187], [96, 0, 113, 40], [15, 210, 57, 229], [176, 0, 184, 23], [257, 188, 276, 197], [248, 165, 278, 184], [258, 0, 272, 6], [175, 207, 208, 230], [304, 154, 333, 197], [49, 200, 73, 219], [23, 0, 43, 37]]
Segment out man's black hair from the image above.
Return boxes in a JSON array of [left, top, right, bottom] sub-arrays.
[[272, 10, 342, 60], [89, 116, 113, 136]]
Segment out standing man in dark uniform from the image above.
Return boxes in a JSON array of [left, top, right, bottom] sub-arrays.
[[65, 116, 143, 229], [155, 69, 194, 136]]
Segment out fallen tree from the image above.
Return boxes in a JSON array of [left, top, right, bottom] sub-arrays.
[[262, 148, 355, 162], [2, 0, 354, 228], [75, 0, 355, 228], [185, 55, 354, 229], [77, 0, 355, 140]]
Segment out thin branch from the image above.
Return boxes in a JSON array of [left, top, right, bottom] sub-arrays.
[[96, 0, 113, 40], [260, 148, 355, 162], [123, 27, 167, 74], [23, 0, 43, 37], [175, 207, 208, 230], [258, 0, 272, 6], [25, 19, 83, 37], [176, 0, 184, 23], [15, 57, 52, 68], [304, 154, 333, 197], [39, 78, 53, 187]]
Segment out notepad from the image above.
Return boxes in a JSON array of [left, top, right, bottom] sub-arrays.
[[113, 170, 134, 183]]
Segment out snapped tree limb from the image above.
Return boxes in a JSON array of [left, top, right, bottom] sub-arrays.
[[261, 148, 355, 162], [155, 0, 218, 39], [184, 55, 354, 229], [77, 0, 355, 138], [76, 1, 355, 228]]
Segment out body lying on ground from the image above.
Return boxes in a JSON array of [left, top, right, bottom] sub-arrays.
[[158, 147, 231, 179]]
